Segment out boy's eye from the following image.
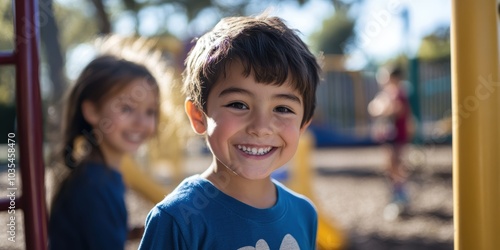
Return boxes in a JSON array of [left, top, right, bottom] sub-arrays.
[[225, 102, 248, 110], [274, 106, 295, 114]]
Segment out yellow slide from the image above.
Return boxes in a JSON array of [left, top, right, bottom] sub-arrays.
[[121, 154, 172, 204], [288, 131, 346, 250]]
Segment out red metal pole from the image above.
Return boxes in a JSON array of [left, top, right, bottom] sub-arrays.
[[0, 51, 16, 64], [15, 0, 48, 249], [0, 198, 23, 211]]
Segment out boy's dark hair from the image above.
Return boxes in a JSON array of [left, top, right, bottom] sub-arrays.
[[183, 14, 321, 127]]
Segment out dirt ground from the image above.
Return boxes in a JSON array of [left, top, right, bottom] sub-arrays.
[[0, 144, 453, 250], [311, 145, 453, 250]]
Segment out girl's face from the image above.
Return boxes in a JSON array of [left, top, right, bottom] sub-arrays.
[[86, 78, 158, 167]]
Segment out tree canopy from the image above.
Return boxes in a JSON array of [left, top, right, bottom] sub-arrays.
[[417, 26, 450, 61], [309, 9, 355, 55]]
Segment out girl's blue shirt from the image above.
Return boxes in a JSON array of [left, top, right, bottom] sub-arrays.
[[49, 162, 127, 250]]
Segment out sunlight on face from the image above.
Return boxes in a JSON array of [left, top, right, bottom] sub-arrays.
[[206, 117, 217, 136]]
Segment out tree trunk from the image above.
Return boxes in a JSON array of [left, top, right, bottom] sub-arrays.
[[39, 0, 67, 150], [39, 0, 66, 102], [90, 0, 111, 34]]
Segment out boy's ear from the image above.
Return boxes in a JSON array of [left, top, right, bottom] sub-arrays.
[[185, 99, 207, 135], [299, 120, 312, 135], [81, 100, 100, 127]]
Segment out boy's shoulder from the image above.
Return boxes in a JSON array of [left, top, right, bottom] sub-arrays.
[[155, 175, 204, 208], [273, 179, 317, 212]]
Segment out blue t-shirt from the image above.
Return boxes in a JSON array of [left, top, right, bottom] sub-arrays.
[[49, 162, 127, 250], [139, 175, 317, 250]]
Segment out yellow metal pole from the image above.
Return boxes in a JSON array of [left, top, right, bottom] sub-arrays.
[[451, 0, 500, 249], [289, 132, 345, 250]]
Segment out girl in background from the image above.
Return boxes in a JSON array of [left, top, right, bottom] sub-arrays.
[[48, 55, 159, 250], [368, 66, 414, 220]]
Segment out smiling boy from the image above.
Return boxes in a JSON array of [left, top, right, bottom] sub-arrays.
[[139, 13, 321, 250]]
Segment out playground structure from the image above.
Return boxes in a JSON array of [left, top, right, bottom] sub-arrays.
[[451, 1, 500, 249], [2, 0, 500, 249], [312, 55, 452, 147], [0, 1, 47, 249], [287, 132, 345, 249]]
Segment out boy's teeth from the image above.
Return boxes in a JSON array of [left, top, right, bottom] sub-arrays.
[[237, 145, 272, 155]]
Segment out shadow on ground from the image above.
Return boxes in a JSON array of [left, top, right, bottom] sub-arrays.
[[346, 233, 453, 250]]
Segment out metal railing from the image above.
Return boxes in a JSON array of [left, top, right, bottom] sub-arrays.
[[0, 0, 47, 249]]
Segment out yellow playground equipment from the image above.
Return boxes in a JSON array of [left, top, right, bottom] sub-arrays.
[[287, 131, 346, 250], [451, 0, 500, 249]]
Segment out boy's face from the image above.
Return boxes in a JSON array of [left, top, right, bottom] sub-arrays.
[[186, 61, 310, 181]]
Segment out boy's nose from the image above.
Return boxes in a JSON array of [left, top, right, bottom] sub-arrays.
[[247, 111, 273, 137]]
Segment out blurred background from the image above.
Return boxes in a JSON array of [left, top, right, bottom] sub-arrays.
[[0, 0, 453, 249]]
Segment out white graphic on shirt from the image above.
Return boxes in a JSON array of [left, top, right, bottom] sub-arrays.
[[237, 234, 300, 250]]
